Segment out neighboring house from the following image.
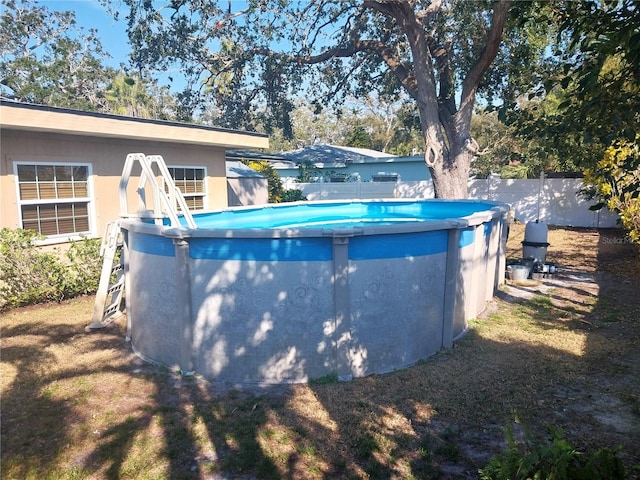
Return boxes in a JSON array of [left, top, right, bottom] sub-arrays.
[[0, 100, 268, 244], [273, 144, 431, 183]]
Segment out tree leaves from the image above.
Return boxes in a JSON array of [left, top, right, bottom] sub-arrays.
[[0, 0, 114, 110]]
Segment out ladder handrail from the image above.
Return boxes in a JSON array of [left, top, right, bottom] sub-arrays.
[[146, 155, 197, 229], [119, 153, 196, 229], [119, 153, 145, 219]]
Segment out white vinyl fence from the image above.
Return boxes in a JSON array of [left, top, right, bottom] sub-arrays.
[[282, 176, 619, 228]]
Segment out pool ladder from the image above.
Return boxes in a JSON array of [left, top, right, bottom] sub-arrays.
[[88, 153, 196, 331], [86, 221, 125, 331]]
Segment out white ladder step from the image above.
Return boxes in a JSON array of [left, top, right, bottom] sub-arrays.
[[107, 281, 124, 295], [86, 221, 125, 331]]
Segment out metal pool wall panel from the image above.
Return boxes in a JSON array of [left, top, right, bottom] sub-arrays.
[[484, 217, 502, 305], [456, 226, 477, 336], [127, 229, 183, 369], [187, 236, 336, 384], [344, 230, 450, 378], [497, 217, 508, 287], [483, 213, 508, 310], [454, 209, 508, 337], [471, 219, 492, 317]]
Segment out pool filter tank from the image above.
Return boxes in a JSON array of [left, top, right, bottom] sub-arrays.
[[522, 220, 550, 264], [509, 174, 556, 280]]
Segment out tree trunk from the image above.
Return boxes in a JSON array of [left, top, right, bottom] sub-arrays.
[[428, 142, 473, 199], [416, 94, 474, 199]]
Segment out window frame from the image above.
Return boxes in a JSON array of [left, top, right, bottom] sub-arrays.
[[165, 165, 208, 211], [13, 161, 96, 245]]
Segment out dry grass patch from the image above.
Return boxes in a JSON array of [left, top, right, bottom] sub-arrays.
[[2, 227, 639, 479]]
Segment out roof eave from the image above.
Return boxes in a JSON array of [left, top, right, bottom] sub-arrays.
[[0, 102, 269, 150]]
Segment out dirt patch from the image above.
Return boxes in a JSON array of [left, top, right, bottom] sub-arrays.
[[1, 226, 639, 479]]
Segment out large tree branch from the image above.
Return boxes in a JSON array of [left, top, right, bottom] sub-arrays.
[[426, 35, 455, 114], [416, 0, 443, 22], [362, 1, 438, 106], [424, 33, 457, 145], [253, 38, 419, 98], [303, 3, 361, 52], [458, 0, 512, 124], [362, 1, 446, 167], [362, 0, 404, 18]]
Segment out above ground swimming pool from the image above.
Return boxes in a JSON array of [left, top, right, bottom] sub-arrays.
[[121, 199, 509, 386]]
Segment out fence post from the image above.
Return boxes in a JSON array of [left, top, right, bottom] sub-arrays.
[[537, 171, 545, 221]]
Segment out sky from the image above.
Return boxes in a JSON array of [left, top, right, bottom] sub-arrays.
[[47, 0, 131, 67], [44, 0, 196, 91]]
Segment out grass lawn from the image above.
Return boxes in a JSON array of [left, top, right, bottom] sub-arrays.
[[1, 224, 639, 479]]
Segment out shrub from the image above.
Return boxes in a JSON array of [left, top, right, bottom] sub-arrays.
[[583, 138, 640, 244], [479, 425, 636, 480], [245, 160, 285, 203], [296, 160, 318, 183], [0, 228, 102, 310], [64, 236, 102, 297], [280, 189, 307, 203]]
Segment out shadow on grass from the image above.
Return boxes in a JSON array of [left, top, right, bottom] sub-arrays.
[[0, 342, 71, 477], [2, 228, 640, 479], [0, 311, 144, 478]]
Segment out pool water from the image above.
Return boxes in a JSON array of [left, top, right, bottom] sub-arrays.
[[188, 200, 502, 230]]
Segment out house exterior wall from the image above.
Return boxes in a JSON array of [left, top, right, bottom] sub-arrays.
[[1, 129, 228, 240], [227, 177, 269, 206], [1, 100, 269, 244], [342, 158, 430, 182]]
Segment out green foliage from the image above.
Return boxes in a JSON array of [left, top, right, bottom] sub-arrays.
[[510, 1, 640, 175], [502, 81, 608, 175], [583, 139, 640, 244], [267, 96, 424, 159], [0, 228, 101, 310], [559, 0, 640, 145], [345, 125, 372, 149], [280, 189, 307, 203], [484, 2, 559, 110], [0, 228, 66, 308], [122, 0, 540, 197], [295, 160, 318, 183], [64, 236, 103, 296], [0, 1, 180, 119], [0, 0, 115, 109], [471, 109, 581, 179], [104, 73, 180, 120], [104, 74, 150, 117], [307, 372, 338, 385], [500, 164, 530, 179], [471, 111, 523, 178], [479, 425, 635, 480]]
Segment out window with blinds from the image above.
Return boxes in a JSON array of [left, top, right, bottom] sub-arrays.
[[16, 164, 92, 237], [166, 166, 206, 211]]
